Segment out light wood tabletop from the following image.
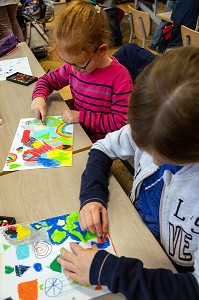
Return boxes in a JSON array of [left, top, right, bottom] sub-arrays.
[[0, 42, 92, 171], [156, 11, 173, 23], [0, 150, 176, 299]]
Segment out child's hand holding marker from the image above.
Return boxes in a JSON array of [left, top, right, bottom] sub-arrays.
[[31, 97, 47, 123], [78, 202, 108, 241]]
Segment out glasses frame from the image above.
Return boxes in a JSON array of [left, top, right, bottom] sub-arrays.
[[63, 47, 99, 70]]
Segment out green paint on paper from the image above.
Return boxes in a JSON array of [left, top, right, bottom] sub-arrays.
[[39, 284, 44, 290], [3, 244, 11, 251], [64, 212, 96, 243], [9, 163, 21, 169], [49, 255, 62, 273], [85, 230, 97, 241], [56, 136, 73, 144], [51, 229, 67, 243], [38, 133, 50, 139], [5, 266, 14, 274]]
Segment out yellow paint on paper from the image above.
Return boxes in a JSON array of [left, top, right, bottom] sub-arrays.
[[16, 225, 31, 240]]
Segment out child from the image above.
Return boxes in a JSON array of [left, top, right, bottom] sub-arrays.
[[57, 46, 199, 299], [31, 0, 132, 142], [148, 0, 176, 52], [19, 0, 54, 24]]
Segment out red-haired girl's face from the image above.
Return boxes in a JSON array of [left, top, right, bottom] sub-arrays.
[[59, 44, 111, 74]]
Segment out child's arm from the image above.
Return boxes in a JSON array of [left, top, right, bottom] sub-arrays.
[[79, 126, 136, 233], [57, 244, 199, 299], [32, 66, 70, 102]]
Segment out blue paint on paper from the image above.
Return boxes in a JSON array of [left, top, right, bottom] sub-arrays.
[[16, 244, 30, 260], [91, 237, 110, 249], [36, 157, 60, 167], [33, 263, 43, 272]]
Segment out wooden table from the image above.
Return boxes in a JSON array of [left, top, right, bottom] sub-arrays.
[[0, 42, 92, 171], [0, 149, 176, 299], [156, 11, 173, 23]]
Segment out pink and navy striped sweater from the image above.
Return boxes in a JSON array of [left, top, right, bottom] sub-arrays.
[[32, 57, 133, 142]]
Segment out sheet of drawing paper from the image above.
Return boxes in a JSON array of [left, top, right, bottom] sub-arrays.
[[3, 116, 74, 171], [0, 57, 32, 80], [0, 212, 116, 300]]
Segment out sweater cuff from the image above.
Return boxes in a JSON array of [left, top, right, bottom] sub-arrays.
[[32, 93, 48, 101], [90, 250, 118, 286], [79, 110, 84, 123], [80, 198, 107, 210]]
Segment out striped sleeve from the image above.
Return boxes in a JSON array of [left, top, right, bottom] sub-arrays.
[[32, 65, 69, 100]]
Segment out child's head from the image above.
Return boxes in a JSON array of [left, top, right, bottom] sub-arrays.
[[54, 0, 111, 72], [128, 46, 199, 165]]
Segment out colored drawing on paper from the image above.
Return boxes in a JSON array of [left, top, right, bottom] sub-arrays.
[[3, 116, 73, 171], [0, 57, 32, 81], [0, 212, 116, 300]]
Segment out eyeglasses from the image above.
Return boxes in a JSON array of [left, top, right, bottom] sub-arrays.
[[63, 47, 99, 70]]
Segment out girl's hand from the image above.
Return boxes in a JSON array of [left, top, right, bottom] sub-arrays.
[[62, 108, 80, 123], [31, 97, 47, 123], [57, 243, 99, 285], [79, 202, 108, 238]]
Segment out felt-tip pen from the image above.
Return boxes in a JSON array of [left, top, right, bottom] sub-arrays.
[[97, 212, 107, 243]]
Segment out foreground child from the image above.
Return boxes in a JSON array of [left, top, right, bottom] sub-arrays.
[[31, 0, 132, 142], [57, 46, 199, 299]]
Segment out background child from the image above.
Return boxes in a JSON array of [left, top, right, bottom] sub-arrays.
[[31, 0, 132, 142], [57, 46, 199, 299], [19, 0, 54, 25], [0, 1, 24, 42]]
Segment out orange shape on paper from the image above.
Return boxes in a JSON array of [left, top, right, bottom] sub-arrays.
[[18, 279, 38, 300], [95, 285, 102, 290]]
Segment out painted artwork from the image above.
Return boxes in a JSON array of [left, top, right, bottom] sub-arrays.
[[3, 116, 73, 171], [0, 57, 32, 81], [0, 212, 116, 300]]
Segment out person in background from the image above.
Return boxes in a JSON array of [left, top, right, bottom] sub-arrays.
[[57, 46, 199, 299], [149, 0, 176, 51], [0, 0, 24, 41], [167, 0, 199, 49], [31, 0, 132, 142], [19, 0, 54, 25]]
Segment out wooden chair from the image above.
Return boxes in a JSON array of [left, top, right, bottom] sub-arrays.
[[181, 25, 199, 46], [128, 5, 151, 48]]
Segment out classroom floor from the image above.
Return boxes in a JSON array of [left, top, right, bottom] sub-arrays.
[[37, 1, 165, 196]]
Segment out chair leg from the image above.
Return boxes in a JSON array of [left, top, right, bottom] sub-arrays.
[[128, 13, 134, 42], [138, 17, 146, 48]]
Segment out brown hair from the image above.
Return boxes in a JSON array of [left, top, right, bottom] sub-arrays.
[[53, 0, 111, 62], [128, 46, 199, 164]]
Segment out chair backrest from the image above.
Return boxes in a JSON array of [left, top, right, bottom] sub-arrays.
[[181, 25, 199, 46], [113, 43, 156, 82], [128, 5, 150, 48]]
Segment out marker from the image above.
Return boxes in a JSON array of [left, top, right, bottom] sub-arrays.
[[97, 212, 106, 243], [6, 45, 19, 56], [0, 219, 8, 227]]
